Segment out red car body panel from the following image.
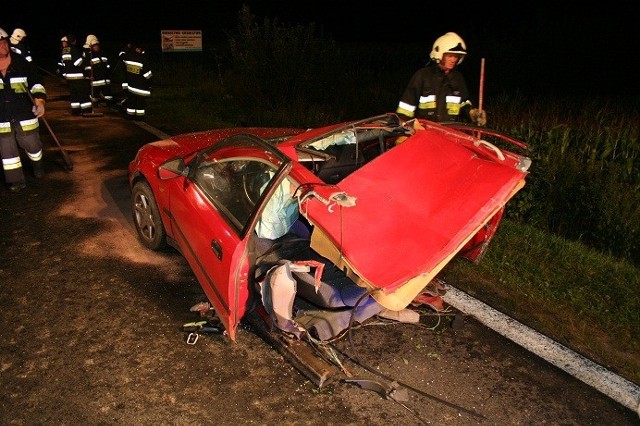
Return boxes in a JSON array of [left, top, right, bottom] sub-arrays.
[[129, 115, 530, 340], [129, 128, 303, 340], [298, 126, 527, 309]]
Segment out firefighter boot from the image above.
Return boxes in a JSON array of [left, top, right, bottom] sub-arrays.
[[9, 181, 27, 192], [33, 161, 44, 178]]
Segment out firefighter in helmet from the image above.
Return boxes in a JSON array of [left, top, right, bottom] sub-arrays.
[[120, 41, 152, 119], [396, 32, 486, 126], [83, 34, 112, 103], [59, 34, 93, 115], [9, 28, 33, 63], [0, 27, 47, 191]]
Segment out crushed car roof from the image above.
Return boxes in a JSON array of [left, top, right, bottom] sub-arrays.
[[302, 126, 528, 310]]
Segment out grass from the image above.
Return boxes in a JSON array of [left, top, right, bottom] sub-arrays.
[[441, 221, 639, 383]]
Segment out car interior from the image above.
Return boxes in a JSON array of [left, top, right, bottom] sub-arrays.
[[190, 115, 421, 341], [295, 114, 412, 185], [250, 115, 416, 341]]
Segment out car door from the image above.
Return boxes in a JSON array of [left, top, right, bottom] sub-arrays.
[[167, 134, 290, 340]]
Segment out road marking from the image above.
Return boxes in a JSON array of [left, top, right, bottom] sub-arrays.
[[444, 286, 640, 416]]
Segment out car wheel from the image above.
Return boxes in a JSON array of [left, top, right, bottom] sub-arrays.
[[131, 181, 167, 250]]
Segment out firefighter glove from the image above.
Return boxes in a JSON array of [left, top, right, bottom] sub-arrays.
[[32, 99, 45, 117], [470, 108, 487, 126]]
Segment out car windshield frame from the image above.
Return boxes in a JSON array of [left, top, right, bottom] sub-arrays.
[[298, 113, 407, 152], [189, 133, 292, 238]]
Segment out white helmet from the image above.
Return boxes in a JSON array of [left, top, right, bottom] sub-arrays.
[[0, 28, 9, 41], [85, 34, 99, 46], [10, 28, 26, 44], [430, 32, 467, 64]]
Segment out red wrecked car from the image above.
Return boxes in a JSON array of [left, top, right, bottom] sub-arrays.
[[128, 113, 530, 347]]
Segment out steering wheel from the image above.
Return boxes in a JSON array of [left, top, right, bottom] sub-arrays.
[[242, 167, 271, 205]]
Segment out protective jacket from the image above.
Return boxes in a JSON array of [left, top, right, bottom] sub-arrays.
[[0, 53, 46, 133], [396, 63, 472, 122], [0, 52, 46, 185], [121, 48, 152, 97], [61, 44, 86, 81], [61, 42, 92, 114], [85, 47, 111, 89], [10, 41, 33, 63], [121, 47, 152, 117]]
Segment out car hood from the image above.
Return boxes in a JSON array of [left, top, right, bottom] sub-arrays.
[[302, 127, 528, 310]]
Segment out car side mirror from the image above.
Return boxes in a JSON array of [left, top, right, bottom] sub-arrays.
[[158, 158, 188, 180]]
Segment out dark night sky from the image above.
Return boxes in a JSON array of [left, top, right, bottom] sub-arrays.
[[3, 1, 637, 96]]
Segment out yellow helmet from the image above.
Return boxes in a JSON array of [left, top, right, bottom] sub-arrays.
[[430, 32, 467, 64], [0, 28, 9, 41]]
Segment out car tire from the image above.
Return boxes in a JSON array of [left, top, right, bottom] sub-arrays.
[[131, 180, 167, 250]]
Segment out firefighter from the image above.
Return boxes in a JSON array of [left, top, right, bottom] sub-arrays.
[[0, 27, 47, 192], [60, 34, 92, 115], [83, 35, 112, 103], [81, 35, 97, 92], [110, 42, 132, 108], [396, 32, 486, 126], [9, 28, 33, 63], [121, 41, 152, 119]]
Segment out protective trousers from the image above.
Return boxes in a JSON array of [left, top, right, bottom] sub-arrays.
[[0, 125, 43, 184], [67, 78, 93, 115], [125, 92, 147, 118]]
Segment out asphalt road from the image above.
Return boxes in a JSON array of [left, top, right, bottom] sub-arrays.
[[1, 76, 638, 425]]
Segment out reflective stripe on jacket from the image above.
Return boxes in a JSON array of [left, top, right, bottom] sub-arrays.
[[0, 53, 46, 133], [396, 64, 471, 122], [61, 45, 87, 80], [122, 49, 153, 97]]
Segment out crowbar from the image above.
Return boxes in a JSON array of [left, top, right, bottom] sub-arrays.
[[39, 115, 74, 171], [475, 57, 486, 138], [478, 57, 485, 114]]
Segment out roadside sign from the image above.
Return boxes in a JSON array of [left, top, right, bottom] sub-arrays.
[[161, 30, 202, 52]]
